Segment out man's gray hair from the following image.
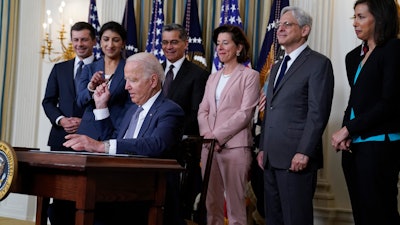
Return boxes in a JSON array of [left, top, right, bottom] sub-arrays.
[[281, 6, 313, 28], [126, 52, 165, 83]]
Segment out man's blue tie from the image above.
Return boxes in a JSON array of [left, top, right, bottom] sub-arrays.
[[75, 61, 84, 92], [274, 55, 291, 91], [124, 107, 144, 138]]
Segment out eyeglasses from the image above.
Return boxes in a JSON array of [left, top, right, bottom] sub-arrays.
[[276, 21, 299, 29], [161, 40, 181, 46]]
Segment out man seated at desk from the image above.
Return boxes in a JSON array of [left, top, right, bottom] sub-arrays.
[[64, 52, 184, 157], [49, 52, 184, 225]]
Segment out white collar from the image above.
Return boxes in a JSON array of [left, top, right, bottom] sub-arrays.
[[166, 56, 185, 72], [284, 42, 308, 63], [138, 90, 161, 113], [74, 55, 95, 66]]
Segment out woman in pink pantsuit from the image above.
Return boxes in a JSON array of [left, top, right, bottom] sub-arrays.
[[198, 24, 260, 225]]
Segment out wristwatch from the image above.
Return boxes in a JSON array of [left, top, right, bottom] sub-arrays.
[[103, 140, 110, 154]]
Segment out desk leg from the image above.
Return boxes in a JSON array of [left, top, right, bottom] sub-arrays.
[[148, 174, 166, 225], [36, 197, 50, 225], [74, 175, 96, 225]]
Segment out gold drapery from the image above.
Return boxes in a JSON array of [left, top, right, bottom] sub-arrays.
[[0, 0, 18, 141]]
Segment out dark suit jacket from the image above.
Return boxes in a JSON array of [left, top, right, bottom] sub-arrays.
[[260, 46, 334, 170], [96, 93, 185, 158], [162, 59, 208, 135], [42, 59, 83, 148], [76, 58, 131, 140], [343, 38, 400, 138]]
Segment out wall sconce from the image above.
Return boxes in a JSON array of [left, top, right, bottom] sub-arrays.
[[41, 2, 75, 62]]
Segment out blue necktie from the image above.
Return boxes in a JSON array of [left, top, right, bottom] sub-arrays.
[[163, 64, 174, 96], [124, 107, 144, 138], [75, 61, 84, 92], [274, 56, 291, 91]]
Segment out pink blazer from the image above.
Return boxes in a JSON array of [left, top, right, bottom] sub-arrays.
[[198, 64, 260, 149]]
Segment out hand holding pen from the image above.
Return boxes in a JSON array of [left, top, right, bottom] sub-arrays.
[[88, 71, 106, 91]]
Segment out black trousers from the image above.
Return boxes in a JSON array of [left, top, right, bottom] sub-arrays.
[[342, 140, 400, 225]]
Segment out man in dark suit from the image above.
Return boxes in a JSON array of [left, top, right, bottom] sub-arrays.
[[161, 23, 208, 223], [161, 23, 208, 136], [42, 22, 96, 152], [64, 52, 184, 157], [257, 6, 334, 225]]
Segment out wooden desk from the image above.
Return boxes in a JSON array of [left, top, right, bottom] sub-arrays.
[[10, 148, 183, 225]]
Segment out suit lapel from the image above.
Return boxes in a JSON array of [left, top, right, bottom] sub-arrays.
[[206, 70, 221, 114], [170, 59, 190, 96], [66, 60, 76, 95], [108, 59, 126, 94], [218, 64, 245, 106], [137, 95, 163, 137], [267, 63, 279, 101], [273, 47, 311, 94]]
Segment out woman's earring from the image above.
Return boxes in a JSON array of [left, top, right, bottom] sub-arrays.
[[236, 52, 240, 56]]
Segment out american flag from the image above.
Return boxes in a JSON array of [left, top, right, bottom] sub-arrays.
[[145, 0, 165, 63], [88, 0, 102, 59], [256, 0, 289, 90], [212, 0, 249, 73], [183, 0, 207, 69], [122, 0, 139, 58]]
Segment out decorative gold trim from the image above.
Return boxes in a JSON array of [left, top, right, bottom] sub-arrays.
[[41, 24, 76, 62], [0, 141, 17, 201]]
